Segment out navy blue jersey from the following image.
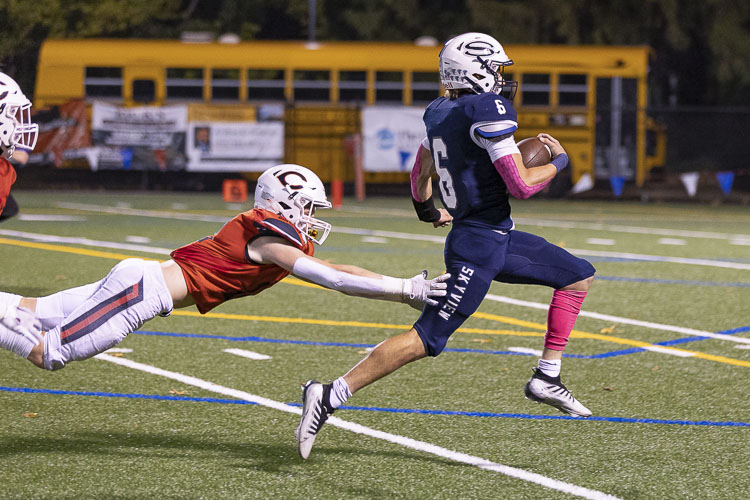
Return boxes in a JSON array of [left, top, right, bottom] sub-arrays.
[[423, 92, 518, 229]]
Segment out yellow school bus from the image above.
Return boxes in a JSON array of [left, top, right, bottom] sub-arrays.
[[35, 39, 665, 185]]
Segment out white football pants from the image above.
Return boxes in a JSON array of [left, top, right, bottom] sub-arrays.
[[42, 258, 173, 371]]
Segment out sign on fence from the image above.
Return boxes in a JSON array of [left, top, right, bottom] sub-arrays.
[[362, 106, 426, 172]]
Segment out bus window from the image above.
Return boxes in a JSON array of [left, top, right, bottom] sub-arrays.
[[293, 70, 330, 102], [559, 74, 587, 107], [247, 69, 285, 101], [211, 68, 240, 101], [412, 71, 441, 105], [521, 73, 550, 106], [84, 67, 123, 99], [166, 68, 204, 100], [339, 70, 367, 103], [375, 71, 403, 103], [132, 79, 155, 103]]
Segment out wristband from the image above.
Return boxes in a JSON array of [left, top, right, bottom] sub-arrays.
[[550, 153, 569, 173], [381, 276, 406, 303], [412, 197, 441, 223]]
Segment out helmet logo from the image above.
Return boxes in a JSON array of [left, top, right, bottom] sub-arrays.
[[275, 170, 307, 190], [463, 41, 495, 57]]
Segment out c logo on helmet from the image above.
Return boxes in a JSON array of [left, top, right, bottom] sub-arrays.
[[276, 171, 307, 190]]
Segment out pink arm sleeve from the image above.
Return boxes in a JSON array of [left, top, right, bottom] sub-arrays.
[[410, 144, 428, 202], [493, 155, 550, 199]]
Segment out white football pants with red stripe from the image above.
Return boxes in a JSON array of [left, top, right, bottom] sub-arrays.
[[42, 258, 173, 370]]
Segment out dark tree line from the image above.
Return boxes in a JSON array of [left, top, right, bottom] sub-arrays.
[[2, 0, 749, 106]]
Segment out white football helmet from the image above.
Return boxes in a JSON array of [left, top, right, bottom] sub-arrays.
[[439, 32, 518, 99], [254, 164, 332, 245], [0, 72, 38, 159]]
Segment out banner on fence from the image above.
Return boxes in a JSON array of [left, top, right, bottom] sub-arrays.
[[27, 100, 90, 168], [362, 106, 426, 172], [90, 102, 187, 170], [186, 121, 284, 172]]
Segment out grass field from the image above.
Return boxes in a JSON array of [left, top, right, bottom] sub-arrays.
[[1, 190, 749, 499]]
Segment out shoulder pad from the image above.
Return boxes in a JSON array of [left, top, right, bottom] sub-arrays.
[[471, 93, 517, 124], [473, 121, 517, 140], [254, 214, 306, 248]]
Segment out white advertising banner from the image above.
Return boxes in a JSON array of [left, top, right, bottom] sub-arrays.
[[362, 106, 426, 172], [90, 102, 188, 170], [92, 103, 187, 148], [186, 121, 284, 172]]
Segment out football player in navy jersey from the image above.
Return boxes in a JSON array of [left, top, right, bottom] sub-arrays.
[[296, 32, 595, 460]]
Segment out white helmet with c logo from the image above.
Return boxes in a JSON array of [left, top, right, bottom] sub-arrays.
[[254, 164, 332, 245]]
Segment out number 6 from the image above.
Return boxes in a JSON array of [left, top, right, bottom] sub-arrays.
[[431, 137, 457, 209]]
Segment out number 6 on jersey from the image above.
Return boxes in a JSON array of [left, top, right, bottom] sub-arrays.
[[431, 137, 457, 209]]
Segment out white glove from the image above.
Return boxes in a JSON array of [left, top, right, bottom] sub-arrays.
[[401, 270, 451, 310], [1, 305, 43, 345]]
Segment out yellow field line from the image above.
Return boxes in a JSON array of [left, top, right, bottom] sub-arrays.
[[473, 311, 750, 368], [170, 309, 540, 336], [0, 237, 159, 261], [3, 236, 748, 367]]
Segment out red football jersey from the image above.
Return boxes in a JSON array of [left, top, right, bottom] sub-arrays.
[[0, 158, 17, 213], [170, 208, 315, 313]]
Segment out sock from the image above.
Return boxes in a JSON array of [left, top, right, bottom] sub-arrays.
[[544, 289, 587, 351], [328, 377, 352, 409], [537, 358, 561, 378]]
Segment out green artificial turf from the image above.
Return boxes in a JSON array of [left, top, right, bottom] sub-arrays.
[[1, 191, 748, 499]]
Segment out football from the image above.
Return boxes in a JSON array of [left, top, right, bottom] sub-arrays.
[[517, 137, 552, 168]]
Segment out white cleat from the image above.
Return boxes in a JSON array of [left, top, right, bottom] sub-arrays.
[[295, 380, 334, 459], [524, 368, 592, 417]]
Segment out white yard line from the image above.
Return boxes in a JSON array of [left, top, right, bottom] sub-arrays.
[[17, 214, 87, 221], [0, 229, 173, 255], [6, 221, 748, 345], [563, 248, 750, 270], [586, 238, 616, 245], [484, 294, 750, 344], [658, 238, 687, 246], [223, 348, 271, 360], [56, 202, 230, 223], [512, 217, 750, 243], [338, 205, 750, 243], [508, 347, 544, 356], [641, 346, 696, 357], [93, 353, 620, 500], [53, 203, 750, 270]]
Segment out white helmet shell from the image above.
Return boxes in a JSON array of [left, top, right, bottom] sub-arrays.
[[439, 32, 517, 98], [0, 72, 38, 159], [254, 164, 332, 245]]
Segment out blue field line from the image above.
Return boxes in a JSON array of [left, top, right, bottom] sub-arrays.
[[3, 385, 748, 427], [595, 276, 750, 287], [574, 325, 750, 360], [133, 325, 750, 359]]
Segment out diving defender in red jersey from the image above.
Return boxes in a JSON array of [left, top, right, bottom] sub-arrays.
[[0, 164, 449, 371]]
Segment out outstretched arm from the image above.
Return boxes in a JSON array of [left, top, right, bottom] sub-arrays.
[[247, 236, 450, 310]]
